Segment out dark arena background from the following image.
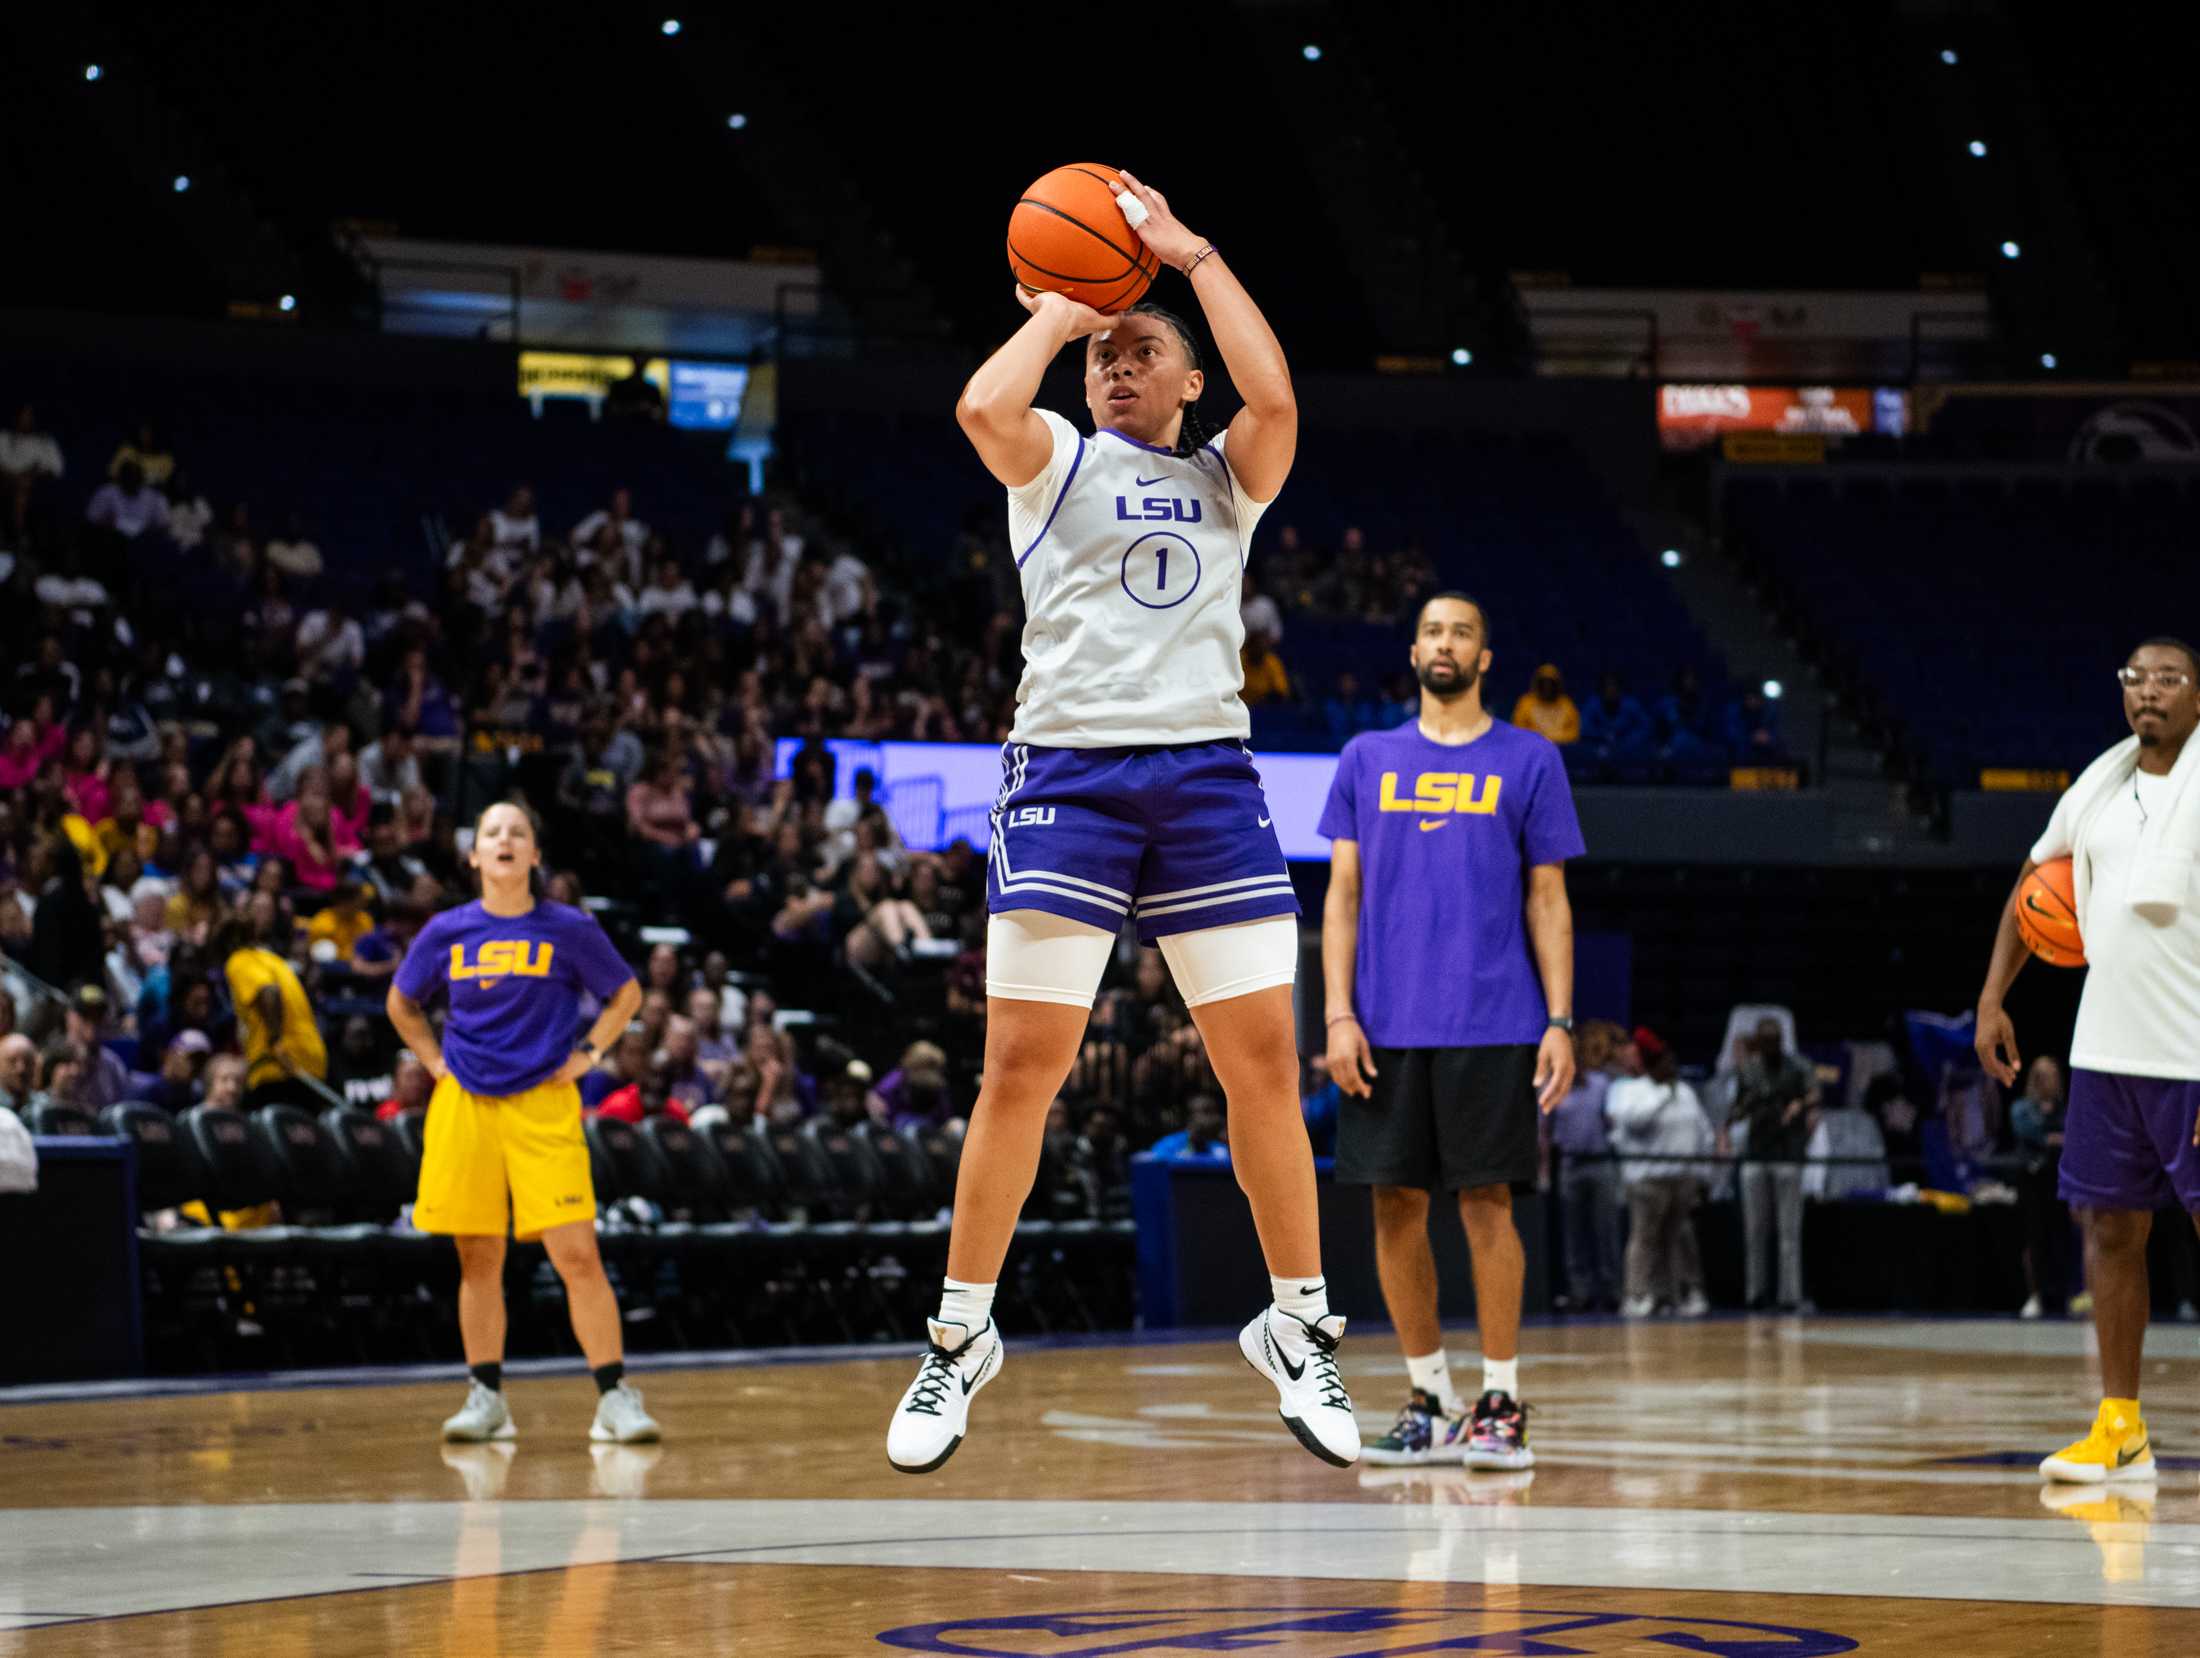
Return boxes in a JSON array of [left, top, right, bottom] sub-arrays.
[[4, 5, 2200, 1651]]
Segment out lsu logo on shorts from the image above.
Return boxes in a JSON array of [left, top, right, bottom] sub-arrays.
[[449, 941, 555, 984]]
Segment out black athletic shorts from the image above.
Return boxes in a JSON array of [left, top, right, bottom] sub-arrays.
[[1334, 1043, 1540, 1193]]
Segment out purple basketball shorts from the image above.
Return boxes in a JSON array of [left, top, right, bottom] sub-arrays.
[[2059, 1066, 2200, 1213], [986, 740, 1300, 945]]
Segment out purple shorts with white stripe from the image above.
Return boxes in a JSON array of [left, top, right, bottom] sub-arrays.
[[987, 740, 1300, 944]]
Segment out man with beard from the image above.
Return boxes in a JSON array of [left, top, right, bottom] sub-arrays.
[[1977, 637, 2200, 1485], [1318, 592, 1584, 1470]]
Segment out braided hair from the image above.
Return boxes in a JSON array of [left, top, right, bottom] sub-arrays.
[[1118, 301, 1211, 457]]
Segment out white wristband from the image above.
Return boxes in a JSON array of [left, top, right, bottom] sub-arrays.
[[1116, 191, 1150, 230]]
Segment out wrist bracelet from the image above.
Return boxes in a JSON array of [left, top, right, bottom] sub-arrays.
[[1183, 244, 1220, 276], [1325, 1012, 1359, 1027]]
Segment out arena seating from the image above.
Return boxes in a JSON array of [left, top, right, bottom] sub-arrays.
[[1727, 470, 2200, 783], [105, 1092, 1129, 1372]]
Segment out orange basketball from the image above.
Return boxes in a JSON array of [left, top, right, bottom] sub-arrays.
[[1007, 163, 1160, 315], [2016, 856, 2085, 968]]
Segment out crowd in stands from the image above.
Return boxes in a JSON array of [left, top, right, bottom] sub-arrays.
[[1537, 1011, 2200, 1322], [1236, 519, 1788, 777], [0, 399, 1257, 1228]]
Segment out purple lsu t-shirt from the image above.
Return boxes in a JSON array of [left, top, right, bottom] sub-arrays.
[[1318, 719, 1585, 1048], [394, 900, 636, 1096]]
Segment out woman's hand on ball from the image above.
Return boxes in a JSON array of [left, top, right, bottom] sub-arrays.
[[1113, 170, 1204, 270], [1015, 286, 1115, 340]]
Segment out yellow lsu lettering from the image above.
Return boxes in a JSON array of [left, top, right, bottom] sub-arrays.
[[1377, 771, 1502, 815], [449, 941, 555, 981]]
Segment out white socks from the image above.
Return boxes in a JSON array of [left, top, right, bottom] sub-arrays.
[[1483, 1356, 1519, 1399], [936, 1278, 996, 1335], [1405, 1350, 1461, 1415], [1271, 1274, 1331, 1328]]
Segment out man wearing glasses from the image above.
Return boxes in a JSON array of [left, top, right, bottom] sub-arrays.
[[1976, 638, 2200, 1486]]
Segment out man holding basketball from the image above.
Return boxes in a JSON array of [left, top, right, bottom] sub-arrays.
[[1976, 637, 2200, 1484], [1322, 592, 1583, 1469]]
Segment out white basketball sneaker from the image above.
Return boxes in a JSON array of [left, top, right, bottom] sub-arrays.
[[1238, 1306, 1360, 1467], [589, 1381, 662, 1444], [887, 1318, 1003, 1474], [441, 1381, 516, 1443]]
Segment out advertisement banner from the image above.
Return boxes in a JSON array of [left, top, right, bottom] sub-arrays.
[[1659, 385, 1878, 450], [516, 351, 668, 402]]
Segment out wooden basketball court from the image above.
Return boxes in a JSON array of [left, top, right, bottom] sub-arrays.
[[6, 1317, 2197, 1653]]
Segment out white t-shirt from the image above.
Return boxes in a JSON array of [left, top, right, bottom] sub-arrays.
[[1004, 411, 1268, 748], [636, 581, 699, 620], [2032, 767, 2200, 1079], [489, 508, 540, 552], [0, 431, 64, 479], [824, 551, 870, 623]]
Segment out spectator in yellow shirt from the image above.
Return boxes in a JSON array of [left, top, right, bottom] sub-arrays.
[[220, 892, 328, 1111], [305, 882, 375, 966], [1240, 635, 1292, 708], [1511, 662, 1581, 745]]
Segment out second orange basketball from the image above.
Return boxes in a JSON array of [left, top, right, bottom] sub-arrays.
[[2015, 856, 2085, 967], [1008, 163, 1160, 315]]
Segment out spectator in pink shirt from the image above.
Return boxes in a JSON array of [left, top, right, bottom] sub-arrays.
[[60, 725, 111, 823], [0, 712, 65, 791], [246, 766, 358, 892]]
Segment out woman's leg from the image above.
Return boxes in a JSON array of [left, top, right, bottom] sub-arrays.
[[944, 996, 1092, 1281], [1183, 984, 1320, 1279], [1159, 918, 1317, 1278], [944, 912, 1115, 1283], [453, 1233, 508, 1364], [845, 920, 887, 969], [539, 1219, 623, 1369]]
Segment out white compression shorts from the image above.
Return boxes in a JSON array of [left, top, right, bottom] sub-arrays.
[[985, 911, 1298, 1010]]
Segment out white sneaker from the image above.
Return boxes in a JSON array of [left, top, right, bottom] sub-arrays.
[[1238, 1306, 1359, 1467], [589, 1381, 662, 1444], [441, 1381, 516, 1443], [2020, 1295, 2043, 1320], [1621, 1294, 1657, 1319], [1677, 1290, 1710, 1318], [887, 1318, 1003, 1474]]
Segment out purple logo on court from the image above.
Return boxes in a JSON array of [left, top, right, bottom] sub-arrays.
[[1120, 531, 1201, 610], [876, 1603, 1859, 1655]]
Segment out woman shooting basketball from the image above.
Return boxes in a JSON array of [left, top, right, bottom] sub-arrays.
[[887, 171, 1358, 1472], [388, 801, 659, 1446]]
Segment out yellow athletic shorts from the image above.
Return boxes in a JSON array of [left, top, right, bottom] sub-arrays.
[[413, 1075, 594, 1240]]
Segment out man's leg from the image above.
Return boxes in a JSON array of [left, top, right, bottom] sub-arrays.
[[1558, 1162, 1596, 1303], [2082, 1207, 2153, 1401], [1457, 1184, 1523, 1364], [1668, 1180, 1707, 1301], [1371, 1185, 1441, 1356], [1739, 1162, 1771, 1307], [1591, 1162, 1626, 1304], [1621, 1181, 1660, 1309], [1775, 1164, 1806, 1307]]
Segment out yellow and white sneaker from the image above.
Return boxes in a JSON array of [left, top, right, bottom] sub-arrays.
[[2039, 1399, 2156, 1483]]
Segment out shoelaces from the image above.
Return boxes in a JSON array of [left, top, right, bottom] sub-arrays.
[[1298, 1323, 1350, 1413], [904, 1345, 957, 1417]]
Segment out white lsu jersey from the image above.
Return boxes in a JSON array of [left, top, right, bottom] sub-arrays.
[[1003, 409, 1270, 749]]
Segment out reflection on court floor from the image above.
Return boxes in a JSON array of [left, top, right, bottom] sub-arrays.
[[4, 1318, 2199, 1653]]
